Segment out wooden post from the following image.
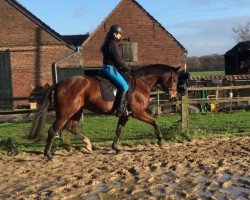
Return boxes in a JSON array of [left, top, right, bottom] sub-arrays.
[[181, 92, 189, 133], [157, 89, 161, 115]]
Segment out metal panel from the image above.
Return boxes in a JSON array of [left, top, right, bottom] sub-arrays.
[[0, 52, 13, 110], [57, 67, 85, 82]]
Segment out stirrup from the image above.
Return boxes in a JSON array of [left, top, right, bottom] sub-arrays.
[[116, 106, 129, 117]]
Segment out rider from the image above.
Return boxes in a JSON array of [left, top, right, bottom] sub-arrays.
[[101, 25, 130, 117]]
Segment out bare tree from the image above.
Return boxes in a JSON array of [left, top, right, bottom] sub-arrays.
[[232, 22, 250, 43]]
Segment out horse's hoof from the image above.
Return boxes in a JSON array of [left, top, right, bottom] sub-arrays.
[[46, 154, 53, 160], [81, 147, 93, 154], [83, 138, 93, 153], [115, 149, 121, 154], [44, 151, 53, 160], [157, 141, 165, 148], [85, 144, 93, 153]]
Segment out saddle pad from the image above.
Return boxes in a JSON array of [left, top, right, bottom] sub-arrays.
[[95, 75, 134, 102], [95, 76, 116, 102]]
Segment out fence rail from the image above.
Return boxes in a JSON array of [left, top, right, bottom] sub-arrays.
[[181, 84, 250, 133], [188, 97, 250, 104], [187, 85, 250, 91]]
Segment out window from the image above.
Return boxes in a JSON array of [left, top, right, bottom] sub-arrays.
[[122, 42, 138, 62]]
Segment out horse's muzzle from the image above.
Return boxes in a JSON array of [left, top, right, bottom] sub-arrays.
[[177, 83, 187, 96]]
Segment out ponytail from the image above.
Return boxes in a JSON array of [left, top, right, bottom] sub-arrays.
[[101, 31, 113, 52]]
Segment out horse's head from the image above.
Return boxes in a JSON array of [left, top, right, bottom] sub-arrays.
[[159, 67, 190, 100], [158, 67, 180, 101]]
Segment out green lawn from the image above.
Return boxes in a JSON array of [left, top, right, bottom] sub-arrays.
[[190, 71, 224, 76], [0, 111, 249, 154]]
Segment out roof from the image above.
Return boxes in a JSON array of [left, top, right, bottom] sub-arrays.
[[225, 41, 250, 56], [63, 34, 90, 47], [6, 0, 75, 49], [130, 0, 187, 53], [190, 74, 250, 81], [83, 0, 187, 53]]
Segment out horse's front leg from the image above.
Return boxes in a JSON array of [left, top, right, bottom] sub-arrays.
[[134, 111, 164, 147], [112, 116, 129, 154]]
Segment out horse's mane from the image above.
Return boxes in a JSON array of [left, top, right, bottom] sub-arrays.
[[132, 64, 178, 77]]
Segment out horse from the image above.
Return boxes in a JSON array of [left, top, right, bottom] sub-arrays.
[[30, 64, 189, 159]]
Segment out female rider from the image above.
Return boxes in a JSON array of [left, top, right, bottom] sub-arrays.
[[101, 25, 130, 117]]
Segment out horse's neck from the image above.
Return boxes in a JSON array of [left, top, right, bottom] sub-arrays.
[[136, 73, 161, 91]]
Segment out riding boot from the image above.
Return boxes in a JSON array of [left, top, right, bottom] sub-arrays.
[[116, 90, 128, 117]]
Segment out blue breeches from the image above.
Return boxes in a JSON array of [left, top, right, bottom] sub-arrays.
[[101, 65, 129, 91]]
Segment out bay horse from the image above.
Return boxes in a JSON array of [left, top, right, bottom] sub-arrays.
[[30, 64, 188, 159]]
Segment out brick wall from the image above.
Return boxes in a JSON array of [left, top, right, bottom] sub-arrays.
[[59, 0, 186, 69], [8, 46, 71, 99], [0, 0, 72, 106]]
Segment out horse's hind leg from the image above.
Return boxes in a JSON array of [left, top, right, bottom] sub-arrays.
[[134, 111, 163, 147], [112, 116, 128, 154], [66, 120, 92, 153], [44, 118, 68, 159]]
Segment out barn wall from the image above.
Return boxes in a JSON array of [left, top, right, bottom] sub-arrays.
[[0, 1, 59, 46], [0, 0, 72, 106], [59, 0, 185, 69]]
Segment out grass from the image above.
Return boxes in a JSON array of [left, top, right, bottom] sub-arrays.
[[190, 71, 225, 76], [0, 111, 249, 154]]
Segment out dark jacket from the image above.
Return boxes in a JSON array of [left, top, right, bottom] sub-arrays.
[[102, 36, 128, 71]]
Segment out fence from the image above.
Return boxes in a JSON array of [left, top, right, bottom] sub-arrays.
[[181, 84, 250, 133], [1, 81, 250, 144]]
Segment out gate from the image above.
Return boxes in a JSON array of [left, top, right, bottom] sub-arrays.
[[0, 52, 13, 110]]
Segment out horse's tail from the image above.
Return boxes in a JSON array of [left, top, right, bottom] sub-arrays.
[[28, 84, 55, 140]]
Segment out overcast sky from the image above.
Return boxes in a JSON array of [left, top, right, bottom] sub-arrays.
[[18, 0, 250, 56]]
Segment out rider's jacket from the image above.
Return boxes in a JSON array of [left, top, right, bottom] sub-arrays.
[[102, 36, 128, 71]]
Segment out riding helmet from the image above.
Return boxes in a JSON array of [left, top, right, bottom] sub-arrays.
[[109, 25, 122, 34]]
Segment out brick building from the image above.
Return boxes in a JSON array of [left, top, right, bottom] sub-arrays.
[[0, 0, 75, 109], [0, 0, 186, 109], [58, 0, 187, 78]]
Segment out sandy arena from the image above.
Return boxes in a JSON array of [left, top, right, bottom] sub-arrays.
[[0, 136, 249, 200]]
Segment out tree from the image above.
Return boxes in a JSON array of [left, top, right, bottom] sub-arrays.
[[186, 54, 224, 72], [232, 22, 250, 43], [186, 56, 202, 71]]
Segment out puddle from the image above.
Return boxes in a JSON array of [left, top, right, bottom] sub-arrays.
[[195, 173, 250, 199], [57, 173, 250, 200], [150, 187, 166, 196], [96, 183, 107, 192]]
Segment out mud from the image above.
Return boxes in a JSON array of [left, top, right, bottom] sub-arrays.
[[0, 136, 249, 200]]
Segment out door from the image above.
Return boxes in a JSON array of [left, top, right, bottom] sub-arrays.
[[0, 52, 13, 109]]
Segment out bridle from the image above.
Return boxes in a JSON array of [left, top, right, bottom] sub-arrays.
[[160, 71, 178, 96]]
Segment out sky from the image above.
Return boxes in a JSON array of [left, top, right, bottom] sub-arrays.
[[17, 0, 250, 57]]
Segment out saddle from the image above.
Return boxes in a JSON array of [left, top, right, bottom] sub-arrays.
[[95, 71, 134, 102]]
